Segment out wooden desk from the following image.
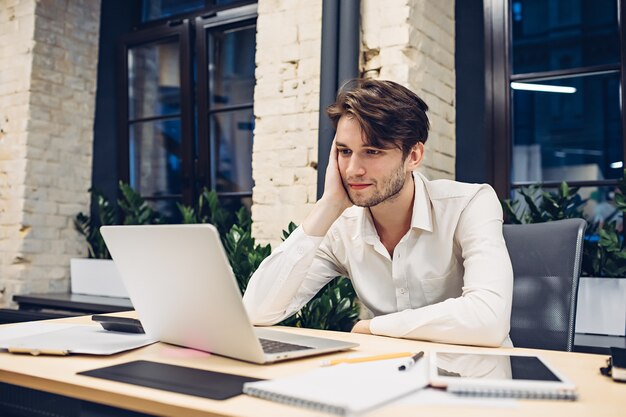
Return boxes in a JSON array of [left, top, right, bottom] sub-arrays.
[[0, 313, 623, 417]]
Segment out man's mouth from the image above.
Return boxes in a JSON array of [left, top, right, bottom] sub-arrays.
[[348, 183, 371, 190]]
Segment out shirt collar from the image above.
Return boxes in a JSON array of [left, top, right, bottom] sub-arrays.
[[410, 171, 433, 232], [357, 206, 378, 244], [355, 171, 434, 242]]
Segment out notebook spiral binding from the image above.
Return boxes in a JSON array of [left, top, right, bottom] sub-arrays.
[[243, 386, 349, 416], [449, 387, 578, 401]]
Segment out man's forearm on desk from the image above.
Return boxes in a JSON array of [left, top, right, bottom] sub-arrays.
[[369, 291, 511, 347]]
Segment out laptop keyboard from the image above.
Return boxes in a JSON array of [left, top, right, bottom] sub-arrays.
[[259, 338, 314, 354]]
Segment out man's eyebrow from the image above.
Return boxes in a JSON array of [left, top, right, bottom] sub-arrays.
[[335, 141, 348, 147], [362, 144, 387, 150]]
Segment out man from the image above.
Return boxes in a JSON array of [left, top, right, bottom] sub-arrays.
[[243, 79, 513, 347]]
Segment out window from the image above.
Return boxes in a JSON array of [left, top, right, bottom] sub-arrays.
[[119, 1, 257, 217], [487, 0, 625, 199], [196, 17, 256, 213]]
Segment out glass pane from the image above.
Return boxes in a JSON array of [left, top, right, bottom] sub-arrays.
[[147, 199, 181, 222], [511, 72, 623, 183], [210, 109, 254, 193], [129, 119, 183, 197], [511, 0, 619, 74], [208, 25, 256, 109], [129, 41, 180, 120], [509, 185, 622, 226], [141, 0, 205, 22], [219, 195, 252, 215]]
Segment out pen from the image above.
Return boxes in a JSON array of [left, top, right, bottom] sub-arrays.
[[398, 351, 424, 371], [321, 352, 414, 366]]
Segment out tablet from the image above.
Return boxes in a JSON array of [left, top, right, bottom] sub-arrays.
[[429, 351, 577, 400]]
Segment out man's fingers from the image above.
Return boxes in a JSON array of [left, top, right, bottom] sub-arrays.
[[328, 137, 338, 166]]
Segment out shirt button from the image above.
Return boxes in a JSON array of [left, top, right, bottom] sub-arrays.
[[399, 288, 406, 294], [296, 246, 305, 255]]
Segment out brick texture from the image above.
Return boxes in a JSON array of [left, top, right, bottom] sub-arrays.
[[252, 0, 323, 247], [0, 0, 100, 306]]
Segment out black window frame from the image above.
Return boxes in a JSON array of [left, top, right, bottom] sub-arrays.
[[118, 20, 195, 204], [117, 1, 257, 208], [485, 0, 626, 197], [195, 10, 257, 201]]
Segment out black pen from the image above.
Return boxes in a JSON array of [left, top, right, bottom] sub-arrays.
[[398, 351, 424, 371]]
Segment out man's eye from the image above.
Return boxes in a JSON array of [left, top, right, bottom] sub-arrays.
[[339, 149, 351, 155], [366, 149, 381, 155]]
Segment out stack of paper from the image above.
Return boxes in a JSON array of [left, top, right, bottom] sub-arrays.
[[0, 322, 156, 355]]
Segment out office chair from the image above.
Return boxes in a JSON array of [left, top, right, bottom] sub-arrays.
[[503, 218, 587, 351]]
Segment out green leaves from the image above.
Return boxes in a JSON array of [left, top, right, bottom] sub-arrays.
[[501, 183, 584, 224], [279, 276, 360, 332], [501, 169, 626, 278], [282, 222, 298, 241], [177, 203, 197, 224], [223, 212, 271, 294], [118, 182, 161, 225], [196, 188, 230, 236], [73, 189, 118, 259]]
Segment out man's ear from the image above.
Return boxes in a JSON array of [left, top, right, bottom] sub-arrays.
[[405, 142, 424, 170]]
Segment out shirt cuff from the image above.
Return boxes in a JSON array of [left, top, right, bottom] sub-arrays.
[[369, 313, 405, 338]]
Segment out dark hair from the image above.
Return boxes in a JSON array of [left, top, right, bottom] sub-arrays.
[[326, 79, 430, 157]]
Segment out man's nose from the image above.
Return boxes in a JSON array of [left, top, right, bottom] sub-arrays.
[[346, 155, 366, 177]]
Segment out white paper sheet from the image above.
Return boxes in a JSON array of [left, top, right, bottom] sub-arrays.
[[0, 322, 156, 355]]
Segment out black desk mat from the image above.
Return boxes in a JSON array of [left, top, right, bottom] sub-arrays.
[[78, 360, 263, 400]]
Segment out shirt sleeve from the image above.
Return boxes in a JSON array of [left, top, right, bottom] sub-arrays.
[[369, 186, 514, 347], [242, 226, 347, 325]]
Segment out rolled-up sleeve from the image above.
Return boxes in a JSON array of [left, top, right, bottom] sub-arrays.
[[369, 186, 513, 347], [243, 226, 346, 325]]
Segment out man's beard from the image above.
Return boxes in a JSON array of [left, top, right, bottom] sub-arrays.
[[343, 163, 407, 207]]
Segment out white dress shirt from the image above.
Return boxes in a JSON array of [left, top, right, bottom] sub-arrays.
[[243, 172, 513, 347]]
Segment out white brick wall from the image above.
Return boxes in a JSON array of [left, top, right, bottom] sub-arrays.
[[252, 0, 323, 247], [0, 0, 100, 306]]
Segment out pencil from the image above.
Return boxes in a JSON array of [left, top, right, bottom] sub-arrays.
[[8, 347, 69, 356], [321, 352, 414, 366]]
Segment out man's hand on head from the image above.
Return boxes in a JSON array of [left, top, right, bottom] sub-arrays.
[[320, 137, 352, 211], [351, 319, 372, 334], [302, 138, 352, 237]]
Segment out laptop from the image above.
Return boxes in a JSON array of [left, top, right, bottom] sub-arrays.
[[100, 224, 358, 364]]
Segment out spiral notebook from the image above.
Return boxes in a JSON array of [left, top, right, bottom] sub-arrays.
[[429, 351, 578, 401], [243, 357, 430, 416]]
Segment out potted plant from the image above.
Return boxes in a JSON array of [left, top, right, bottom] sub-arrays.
[[502, 170, 626, 336]]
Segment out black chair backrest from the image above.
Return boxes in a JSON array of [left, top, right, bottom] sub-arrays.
[[503, 218, 587, 351]]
